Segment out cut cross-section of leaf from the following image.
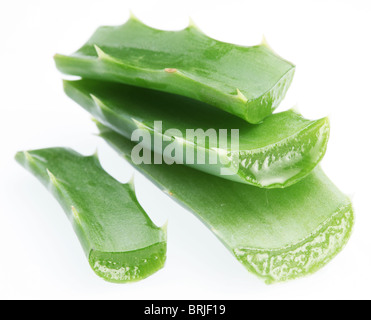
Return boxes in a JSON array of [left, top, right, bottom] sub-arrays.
[[54, 16, 295, 123], [15, 148, 167, 283], [97, 124, 354, 284], [64, 79, 329, 188]]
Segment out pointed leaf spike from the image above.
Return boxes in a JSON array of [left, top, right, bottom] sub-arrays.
[[91, 117, 99, 124], [56, 18, 296, 124], [188, 17, 202, 32], [161, 221, 168, 240], [261, 35, 273, 51], [129, 10, 140, 22], [47, 169, 59, 187], [91, 94, 100, 105], [94, 45, 117, 63], [71, 206, 82, 225], [128, 175, 135, 192], [90, 94, 108, 113], [24, 151, 35, 163], [94, 45, 106, 59], [93, 148, 99, 159], [236, 89, 248, 103], [290, 104, 302, 115], [90, 149, 104, 170]]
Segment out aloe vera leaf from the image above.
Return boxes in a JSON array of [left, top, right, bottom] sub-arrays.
[[54, 17, 295, 124], [98, 124, 354, 284], [64, 79, 329, 189], [15, 148, 167, 283]]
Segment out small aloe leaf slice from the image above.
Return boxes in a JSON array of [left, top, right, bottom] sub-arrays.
[[64, 79, 329, 189], [97, 124, 354, 284], [15, 148, 167, 283], [54, 17, 295, 123]]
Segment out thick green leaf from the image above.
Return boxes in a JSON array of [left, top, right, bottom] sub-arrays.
[[64, 79, 329, 188], [55, 16, 295, 123], [98, 124, 354, 284], [15, 148, 167, 283]]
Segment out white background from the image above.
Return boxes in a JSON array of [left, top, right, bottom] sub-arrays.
[[1, 0, 370, 300]]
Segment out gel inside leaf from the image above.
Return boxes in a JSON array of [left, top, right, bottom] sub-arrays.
[[64, 79, 329, 188], [98, 124, 354, 284], [15, 148, 167, 283], [55, 17, 295, 123]]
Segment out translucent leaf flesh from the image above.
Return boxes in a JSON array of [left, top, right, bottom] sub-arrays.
[[15, 148, 167, 283], [55, 17, 295, 123], [64, 79, 329, 188], [97, 124, 354, 284]]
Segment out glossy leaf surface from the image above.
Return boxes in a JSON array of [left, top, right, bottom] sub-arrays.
[[64, 79, 329, 188], [16, 148, 167, 283], [55, 17, 295, 123], [98, 124, 354, 284]]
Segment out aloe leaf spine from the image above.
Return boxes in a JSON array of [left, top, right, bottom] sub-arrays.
[[54, 17, 295, 123], [64, 79, 329, 188]]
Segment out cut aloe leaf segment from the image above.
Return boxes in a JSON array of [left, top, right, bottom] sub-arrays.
[[64, 79, 330, 189], [98, 124, 354, 284], [15, 148, 167, 283], [55, 16, 295, 124]]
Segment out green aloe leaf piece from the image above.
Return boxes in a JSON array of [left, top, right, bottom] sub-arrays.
[[97, 124, 354, 284], [54, 16, 295, 123], [15, 148, 167, 283], [64, 79, 329, 189]]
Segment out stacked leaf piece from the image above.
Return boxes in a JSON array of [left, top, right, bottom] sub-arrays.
[[17, 16, 353, 283]]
